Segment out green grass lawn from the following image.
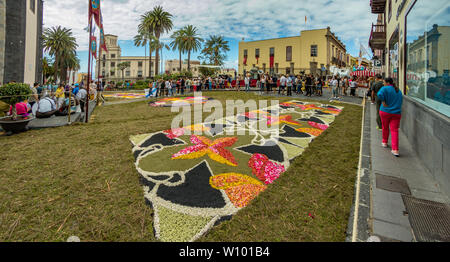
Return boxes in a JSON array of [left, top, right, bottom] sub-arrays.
[[0, 92, 362, 242]]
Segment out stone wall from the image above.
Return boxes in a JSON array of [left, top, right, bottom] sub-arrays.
[[0, 0, 5, 85], [4, 0, 27, 83], [401, 96, 450, 197]]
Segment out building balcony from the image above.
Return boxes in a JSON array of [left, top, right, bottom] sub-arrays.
[[370, 0, 386, 14], [369, 23, 386, 52]]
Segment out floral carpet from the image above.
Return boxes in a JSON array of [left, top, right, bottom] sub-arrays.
[[130, 100, 344, 242], [104, 93, 146, 99], [148, 96, 214, 107]]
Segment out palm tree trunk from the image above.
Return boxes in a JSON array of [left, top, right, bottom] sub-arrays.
[[149, 45, 152, 78], [188, 50, 191, 72], [155, 45, 160, 76], [179, 50, 182, 72]]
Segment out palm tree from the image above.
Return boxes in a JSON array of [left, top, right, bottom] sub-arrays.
[[181, 25, 203, 73], [200, 35, 230, 66], [134, 33, 148, 79], [62, 52, 80, 83], [43, 26, 78, 83], [139, 6, 173, 75], [118, 62, 131, 87], [169, 29, 186, 72], [42, 57, 55, 84], [151, 37, 170, 74], [136, 15, 155, 78]]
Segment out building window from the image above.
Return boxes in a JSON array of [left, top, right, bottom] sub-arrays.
[[137, 71, 143, 77], [111, 54, 116, 59], [286, 46, 292, 61], [30, 0, 35, 13], [102, 62, 105, 67], [270, 47, 275, 56], [332, 45, 335, 57], [286, 68, 291, 75], [138, 61, 143, 67], [102, 71, 105, 77], [126, 71, 131, 77], [244, 49, 248, 57], [255, 48, 260, 58], [103, 54, 106, 60], [111, 71, 115, 76], [290, 63, 294, 74], [263, 63, 266, 73], [275, 63, 279, 74], [405, 0, 450, 117], [311, 45, 318, 57], [111, 62, 115, 67]]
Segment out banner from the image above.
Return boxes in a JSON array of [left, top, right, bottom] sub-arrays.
[[89, 0, 101, 27], [256, 55, 259, 64], [91, 35, 97, 59], [243, 55, 247, 66], [270, 55, 274, 68]]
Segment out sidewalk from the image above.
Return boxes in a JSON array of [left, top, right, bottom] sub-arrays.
[[360, 102, 450, 242]]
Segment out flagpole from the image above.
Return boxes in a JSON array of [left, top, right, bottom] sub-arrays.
[[86, 13, 92, 123]]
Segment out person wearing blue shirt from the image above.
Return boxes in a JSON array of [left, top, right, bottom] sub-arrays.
[[377, 77, 403, 157], [72, 83, 80, 96]]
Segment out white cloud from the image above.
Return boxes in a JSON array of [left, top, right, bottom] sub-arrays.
[[43, 0, 379, 70]]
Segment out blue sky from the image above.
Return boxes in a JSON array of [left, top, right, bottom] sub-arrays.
[[43, 0, 378, 74]]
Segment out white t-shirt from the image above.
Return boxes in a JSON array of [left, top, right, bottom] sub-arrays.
[[36, 97, 56, 113], [244, 77, 250, 85], [76, 89, 87, 101], [286, 77, 293, 87], [280, 76, 287, 86]]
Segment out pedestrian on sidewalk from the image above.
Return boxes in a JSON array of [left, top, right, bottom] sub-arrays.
[[377, 77, 403, 157], [372, 74, 385, 130], [330, 76, 338, 100]]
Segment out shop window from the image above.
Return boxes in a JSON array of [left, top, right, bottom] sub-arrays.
[[406, 0, 450, 116]]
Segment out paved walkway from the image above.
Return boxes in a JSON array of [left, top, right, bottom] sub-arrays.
[[351, 101, 450, 242]]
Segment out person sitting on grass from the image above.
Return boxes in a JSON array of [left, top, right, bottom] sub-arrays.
[[33, 94, 58, 118], [8, 101, 31, 118], [56, 91, 77, 116]]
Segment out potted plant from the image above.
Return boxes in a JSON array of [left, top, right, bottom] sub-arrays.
[[0, 83, 34, 134]]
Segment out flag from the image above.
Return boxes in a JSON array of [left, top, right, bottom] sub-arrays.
[[89, 0, 101, 27], [99, 26, 108, 52], [99, 12, 108, 52], [91, 35, 97, 59], [269, 55, 274, 68]]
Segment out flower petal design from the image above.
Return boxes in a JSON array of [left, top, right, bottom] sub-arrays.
[[248, 154, 285, 185], [172, 135, 238, 166], [210, 173, 267, 208], [308, 121, 329, 131]]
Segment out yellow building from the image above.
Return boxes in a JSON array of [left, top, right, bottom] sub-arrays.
[[238, 27, 347, 77]]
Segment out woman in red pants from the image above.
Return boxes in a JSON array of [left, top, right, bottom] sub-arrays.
[[377, 78, 403, 157]]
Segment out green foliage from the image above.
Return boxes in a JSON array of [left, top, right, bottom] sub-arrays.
[[0, 83, 32, 106], [199, 35, 230, 66]]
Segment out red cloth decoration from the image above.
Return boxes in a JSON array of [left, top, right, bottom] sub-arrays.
[[269, 55, 274, 68]]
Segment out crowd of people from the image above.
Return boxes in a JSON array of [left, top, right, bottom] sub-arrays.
[[143, 73, 374, 100], [3, 81, 99, 119]]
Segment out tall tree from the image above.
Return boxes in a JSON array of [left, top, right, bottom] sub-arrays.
[[139, 6, 173, 75], [136, 14, 155, 78], [181, 25, 203, 73], [169, 29, 186, 72], [199, 35, 230, 66], [133, 33, 149, 79], [43, 26, 78, 83], [151, 37, 170, 74], [117, 62, 131, 87]]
